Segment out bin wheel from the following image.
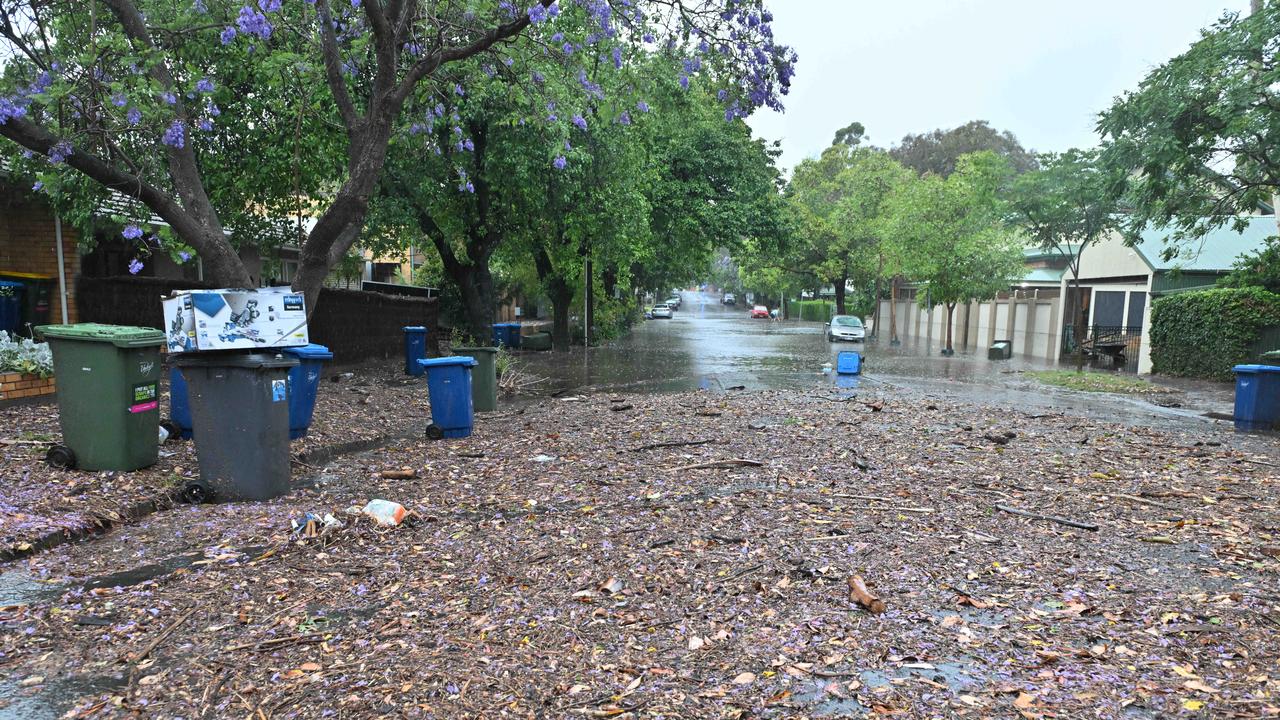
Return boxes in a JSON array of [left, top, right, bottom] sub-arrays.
[[425, 424, 445, 441], [45, 445, 76, 470], [180, 481, 212, 504], [160, 420, 182, 442]]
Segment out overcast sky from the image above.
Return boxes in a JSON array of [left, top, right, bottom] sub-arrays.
[[746, 0, 1252, 172]]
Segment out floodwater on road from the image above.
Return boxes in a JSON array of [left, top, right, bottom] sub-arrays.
[[515, 291, 1239, 432]]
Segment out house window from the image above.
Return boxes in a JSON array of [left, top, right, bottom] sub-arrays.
[[1126, 292, 1146, 329], [1092, 291, 1125, 327]]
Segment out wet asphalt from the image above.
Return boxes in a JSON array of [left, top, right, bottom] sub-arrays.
[[516, 291, 1240, 434]]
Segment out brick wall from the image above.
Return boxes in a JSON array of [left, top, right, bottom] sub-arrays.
[[0, 188, 81, 324], [0, 371, 55, 400], [76, 277, 439, 365]]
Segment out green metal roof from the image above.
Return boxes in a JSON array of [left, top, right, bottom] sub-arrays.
[[1023, 245, 1081, 261], [1021, 267, 1065, 284], [1133, 216, 1277, 272]]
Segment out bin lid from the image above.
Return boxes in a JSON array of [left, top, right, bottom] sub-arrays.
[[36, 323, 165, 348], [403, 326, 427, 332], [174, 351, 299, 369], [0, 271, 54, 281], [418, 356, 477, 369], [1232, 364, 1280, 374], [281, 343, 334, 360], [453, 346, 498, 354], [0, 280, 23, 289]]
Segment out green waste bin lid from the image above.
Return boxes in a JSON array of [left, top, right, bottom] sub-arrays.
[[453, 346, 498, 354], [36, 323, 165, 348]]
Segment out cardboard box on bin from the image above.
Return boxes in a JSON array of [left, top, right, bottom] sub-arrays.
[[162, 287, 309, 353]]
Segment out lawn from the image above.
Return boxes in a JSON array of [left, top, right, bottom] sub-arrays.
[[1027, 369, 1173, 395]]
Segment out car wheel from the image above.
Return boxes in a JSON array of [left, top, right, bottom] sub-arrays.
[[826, 334, 833, 342]]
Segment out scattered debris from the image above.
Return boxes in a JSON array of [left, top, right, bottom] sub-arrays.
[[848, 575, 886, 614], [360, 499, 407, 527]]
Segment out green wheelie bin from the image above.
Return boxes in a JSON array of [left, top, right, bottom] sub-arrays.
[[453, 346, 498, 412], [36, 323, 165, 471]]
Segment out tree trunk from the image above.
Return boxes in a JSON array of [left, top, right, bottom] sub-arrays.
[[943, 303, 956, 355], [549, 280, 572, 352], [833, 273, 848, 315], [888, 276, 901, 345], [584, 257, 594, 346], [602, 265, 617, 300], [870, 261, 883, 339], [1072, 274, 1086, 372], [453, 263, 496, 344]]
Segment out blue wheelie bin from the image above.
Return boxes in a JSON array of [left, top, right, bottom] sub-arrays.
[[404, 326, 428, 376], [0, 280, 22, 335], [168, 365, 194, 439], [1232, 364, 1280, 432], [418, 356, 477, 439], [836, 351, 862, 375], [492, 322, 522, 349], [281, 343, 333, 439], [168, 343, 332, 441]]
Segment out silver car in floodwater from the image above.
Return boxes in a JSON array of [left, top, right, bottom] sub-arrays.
[[825, 315, 866, 342]]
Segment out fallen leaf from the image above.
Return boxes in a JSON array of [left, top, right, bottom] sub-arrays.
[[1184, 680, 1219, 694], [733, 672, 756, 685], [1013, 692, 1036, 708], [299, 662, 321, 672], [1182, 699, 1205, 711], [687, 636, 705, 651]]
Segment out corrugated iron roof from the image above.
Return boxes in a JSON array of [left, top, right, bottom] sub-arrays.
[[1134, 216, 1277, 272]]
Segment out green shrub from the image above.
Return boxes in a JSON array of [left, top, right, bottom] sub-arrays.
[[0, 332, 54, 378], [793, 300, 835, 322], [1150, 287, 1280, 381]]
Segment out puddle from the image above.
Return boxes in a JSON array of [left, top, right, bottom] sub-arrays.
[[0, 546, 270, 608], [771, 659, 982, 717], [0, 673, 126, 720], [0, 570, 62, 607], [81, 553, 205, 591]]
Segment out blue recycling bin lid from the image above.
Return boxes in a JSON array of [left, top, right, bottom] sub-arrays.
[[418, 356, 478, 369], [1233, 364, 1280, 374], [282, 343, 333, 360], [0, 280, 23, 288], [403, 326, 427, 333]]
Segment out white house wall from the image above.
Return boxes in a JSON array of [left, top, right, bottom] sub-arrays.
[[1077, 230, 1152, 280]]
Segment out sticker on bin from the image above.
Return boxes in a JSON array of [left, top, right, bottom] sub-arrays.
[[272, 379, 287, 402], [130, 383, 159, 413]]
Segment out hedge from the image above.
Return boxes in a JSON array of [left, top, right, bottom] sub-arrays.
[[1149, 287, 1280, 381], [793, 300, 835, 322]]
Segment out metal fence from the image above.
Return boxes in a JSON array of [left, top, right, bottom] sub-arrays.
[[1061, 325, 1144, 373]]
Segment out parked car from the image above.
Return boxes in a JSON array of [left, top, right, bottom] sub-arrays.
[[722, 293, 736, 305], [651, 303, 673, 319], [826, 315, 866, 342], [750, 305, 770, 319], [665, 296, 682, 310]]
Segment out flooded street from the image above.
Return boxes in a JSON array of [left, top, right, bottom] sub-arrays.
[[518, 291, 1238, 432]]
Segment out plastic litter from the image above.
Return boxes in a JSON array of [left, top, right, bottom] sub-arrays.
[[361, 499, 407, 527], [157, 425, 170, 445], [291, 512, 343, 536], [532, 454, 556, 463], [821, 363, 833, 375]]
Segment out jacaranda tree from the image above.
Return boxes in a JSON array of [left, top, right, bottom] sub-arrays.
[[0, 0, 795, 308]]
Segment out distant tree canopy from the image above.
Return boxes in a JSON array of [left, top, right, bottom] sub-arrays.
[[889, 120, 1038, 178], [832, 121, 868, 147]]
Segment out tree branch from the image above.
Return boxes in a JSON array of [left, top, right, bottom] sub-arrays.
[[314, 0, 360, 131]]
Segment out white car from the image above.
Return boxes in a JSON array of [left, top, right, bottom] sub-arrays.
[[722, 293, 736, 305], [826, 315, 866, 342], [651, 303, 673, 319]]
